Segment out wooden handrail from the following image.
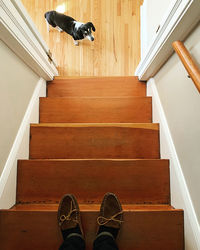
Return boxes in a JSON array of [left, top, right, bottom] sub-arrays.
[[172, 40, 200, 93]]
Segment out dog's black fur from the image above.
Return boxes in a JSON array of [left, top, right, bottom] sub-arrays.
[[44, 11, 95, 43]]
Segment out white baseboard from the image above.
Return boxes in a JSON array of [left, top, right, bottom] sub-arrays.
[[0, 78, 46, 209], [147, 78, 200, 249]]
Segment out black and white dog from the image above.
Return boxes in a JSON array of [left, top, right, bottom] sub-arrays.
[[44, 11, 95, 46]]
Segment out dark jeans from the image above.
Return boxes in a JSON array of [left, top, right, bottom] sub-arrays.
[[59, 234, 119, 250]]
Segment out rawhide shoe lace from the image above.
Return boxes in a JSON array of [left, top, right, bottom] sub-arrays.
[[58, 194, 84, 240], [97, 193, 123, 239]]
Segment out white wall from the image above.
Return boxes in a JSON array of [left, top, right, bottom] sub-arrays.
[[154, 23, 200, 221], [0, 40, 46, 208], [0, 40, 39, 174], [148, 23, 200, 249]]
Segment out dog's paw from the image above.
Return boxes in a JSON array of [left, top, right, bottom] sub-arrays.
[[56, 27, 63, 32], [74, 41, 79, 46]]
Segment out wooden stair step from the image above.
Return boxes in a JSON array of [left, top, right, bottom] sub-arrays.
[[0, 204, 184, 250], [17, 159, 169, 204], [30, 123, 160, 159], [47, 76, 146, 97], [39, 97, 152, 123]]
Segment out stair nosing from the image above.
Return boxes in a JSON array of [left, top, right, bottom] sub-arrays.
[[30, 123, 159, 129], [8, 204, 180, 212], [40, 96, 151, 99], [18, 158, 168, 162]]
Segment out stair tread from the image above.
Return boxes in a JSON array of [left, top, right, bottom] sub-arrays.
[[0, 205, 184, 250]]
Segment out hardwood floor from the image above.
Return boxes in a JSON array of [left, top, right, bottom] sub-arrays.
[[21, 0, 142, 76]]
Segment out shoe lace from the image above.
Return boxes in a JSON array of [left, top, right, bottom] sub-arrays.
[[59, 201, 78, 226], [97, 211, 123, 226]]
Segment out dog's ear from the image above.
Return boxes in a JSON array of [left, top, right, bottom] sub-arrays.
[[86, 22, 96, 32]]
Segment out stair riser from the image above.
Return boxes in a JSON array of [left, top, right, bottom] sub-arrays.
[[17, 160, 169, 204], [30, 125, 160, 159], [0, 210, 184, 250], [40, 97, 152, 123], [48, 77, 146, 97]]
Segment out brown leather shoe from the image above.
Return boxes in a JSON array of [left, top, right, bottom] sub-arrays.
[[97, 192, 123, 230], [57, 194, 84, 237]]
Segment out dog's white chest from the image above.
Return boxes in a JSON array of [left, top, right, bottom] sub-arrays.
[[74, 21, 84, 30]]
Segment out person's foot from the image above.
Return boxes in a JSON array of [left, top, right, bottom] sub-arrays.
[[57, 194, 84, 240], [97, 193, 123, 239]]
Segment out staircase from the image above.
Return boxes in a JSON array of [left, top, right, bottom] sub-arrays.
[[0, 76, 184, 249]]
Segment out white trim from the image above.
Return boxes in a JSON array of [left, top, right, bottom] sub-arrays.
[[147, 78, 200, 249], [135, 0, 200, 80], [0, 78, 46, 209], [11, 0, 49, 53], [140, 0, 148, 60], [11, 0, 58, 67], [0, 0, 58, 80]]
